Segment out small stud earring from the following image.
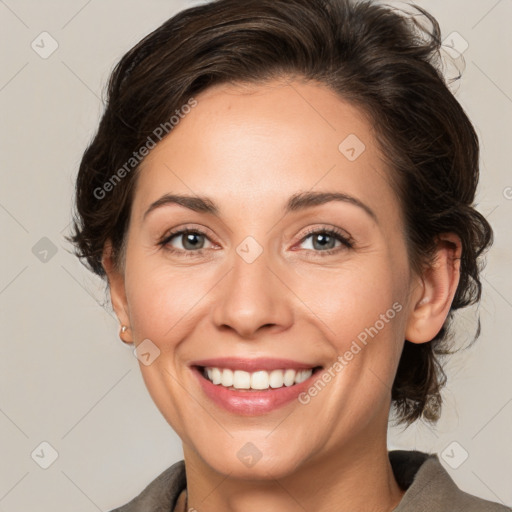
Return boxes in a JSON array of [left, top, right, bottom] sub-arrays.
[[119, 325, 132, 344]]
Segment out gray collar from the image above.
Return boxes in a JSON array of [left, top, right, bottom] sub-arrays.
[[109, 450, 510, 511]]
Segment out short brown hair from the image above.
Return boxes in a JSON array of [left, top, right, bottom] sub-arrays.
[[68, 0, 493, 426]]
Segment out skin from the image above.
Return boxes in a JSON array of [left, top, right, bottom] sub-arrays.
[[102, 77, 462, 512]]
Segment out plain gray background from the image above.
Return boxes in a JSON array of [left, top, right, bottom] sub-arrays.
[[0, 0, 511, 510]]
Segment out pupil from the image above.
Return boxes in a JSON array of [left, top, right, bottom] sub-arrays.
[[314, 233, 334, 250], [184, 233, 203, 250]]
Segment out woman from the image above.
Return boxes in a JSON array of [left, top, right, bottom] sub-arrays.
[[68, 0, 510, 510]]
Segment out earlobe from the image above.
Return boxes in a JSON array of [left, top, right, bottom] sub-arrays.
[[102, 240, 133, 344], [405, 233, 462, 344]]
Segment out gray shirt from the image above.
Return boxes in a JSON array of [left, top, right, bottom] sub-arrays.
[[109, 450, 511, 511]]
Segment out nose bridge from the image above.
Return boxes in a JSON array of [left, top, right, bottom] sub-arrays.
[[211, 236, 292, 337]]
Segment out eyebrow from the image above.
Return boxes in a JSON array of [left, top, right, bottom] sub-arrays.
[[143, 191, 378, 223]]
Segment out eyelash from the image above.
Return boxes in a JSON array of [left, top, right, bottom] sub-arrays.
[[158, 225, 354, 258], [299, 226, 354, 255]]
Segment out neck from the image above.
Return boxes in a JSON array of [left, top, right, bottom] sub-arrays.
[[182, 418, 405, 512]]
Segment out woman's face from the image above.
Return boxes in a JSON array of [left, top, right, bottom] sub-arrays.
[[111, 78, 423, 478]]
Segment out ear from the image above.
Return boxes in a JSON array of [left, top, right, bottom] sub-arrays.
[[405, 233, 462, 344], [102, 240, 133, 344]]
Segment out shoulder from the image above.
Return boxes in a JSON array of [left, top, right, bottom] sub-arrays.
[[108, 459, 186, 512], [390, 450, 511, 512]]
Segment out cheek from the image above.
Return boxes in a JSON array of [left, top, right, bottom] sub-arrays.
[[124, 254, 212, 344], [291, 255, 407, 389], [294, 259, 401, 337]]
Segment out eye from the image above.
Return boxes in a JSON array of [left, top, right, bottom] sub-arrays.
[[297, 227, 354, 255], [158, 225, 354, 258], [159, 227, 214, 257]]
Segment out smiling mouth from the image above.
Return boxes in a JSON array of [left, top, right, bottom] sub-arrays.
[[195, 365, 323, 391]]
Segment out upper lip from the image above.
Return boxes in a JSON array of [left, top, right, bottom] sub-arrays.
[[190, 357, 322, 372]]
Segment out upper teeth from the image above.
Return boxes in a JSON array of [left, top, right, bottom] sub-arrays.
[[204, 367, 313, 390]]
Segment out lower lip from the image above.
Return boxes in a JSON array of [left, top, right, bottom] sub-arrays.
[[191, 366, 322, 416]]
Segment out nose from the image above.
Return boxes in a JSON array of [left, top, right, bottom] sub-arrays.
[[211, 247, 294, 339]]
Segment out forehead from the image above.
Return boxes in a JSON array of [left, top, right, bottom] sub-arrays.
[[132, 78, 399, 224]]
